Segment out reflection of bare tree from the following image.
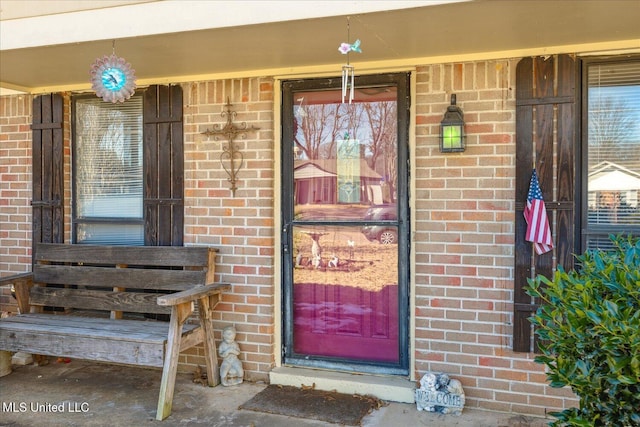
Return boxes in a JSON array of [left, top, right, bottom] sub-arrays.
[[76, 101, 142, 199], [363, 102, 397, 200], [587, 93, 640, 230], [294, 100, 397, 173], [294, 104, 344, 160], [293, 94, 398, 206], [589, 96, 638, 168]]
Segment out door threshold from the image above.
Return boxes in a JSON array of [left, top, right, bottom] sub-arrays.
[[269, 366, 415, 403]]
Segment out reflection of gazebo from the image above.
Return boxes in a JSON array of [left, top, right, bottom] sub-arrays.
[[293, 159, 384, 205], [588, 161, 640, 208]]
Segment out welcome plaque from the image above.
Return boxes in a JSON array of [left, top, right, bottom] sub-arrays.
[[415, 372, 465, 416]]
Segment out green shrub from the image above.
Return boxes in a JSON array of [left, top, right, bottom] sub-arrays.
[[526, 235, 640, 427]]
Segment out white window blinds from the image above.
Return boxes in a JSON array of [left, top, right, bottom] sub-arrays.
[[586, 59, 640, 248], [74, 95, 144, 244]]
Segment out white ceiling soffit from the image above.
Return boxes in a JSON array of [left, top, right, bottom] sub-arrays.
[[1, 0, 639, 95], [0, 0, 154, 20], [0, 0, 464, 49]]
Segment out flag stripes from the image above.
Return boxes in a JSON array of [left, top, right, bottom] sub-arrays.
[[524, 169, 553, 255]]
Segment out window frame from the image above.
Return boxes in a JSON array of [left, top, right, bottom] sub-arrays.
[[71, 92, 145, 245], [580, 55, 640, 252]]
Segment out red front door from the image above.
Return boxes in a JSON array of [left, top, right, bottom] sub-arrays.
[[293, 267, 399, 362], [282, 74, 409, 373]]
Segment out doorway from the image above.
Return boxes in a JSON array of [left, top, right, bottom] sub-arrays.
[[281, 73, 410, 374]]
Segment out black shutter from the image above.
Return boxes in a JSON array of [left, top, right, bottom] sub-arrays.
[[143, 85, 184, 246], [31, 94, 64, 255], [513, 55, 580, 352]]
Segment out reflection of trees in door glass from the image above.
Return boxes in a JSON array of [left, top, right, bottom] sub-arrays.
[[293, 90, 398, 207]]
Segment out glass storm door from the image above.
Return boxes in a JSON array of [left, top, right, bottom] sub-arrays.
[[281, 73, 409, 374]]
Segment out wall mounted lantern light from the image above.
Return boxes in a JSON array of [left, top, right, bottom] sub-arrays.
[[440, 94, 465, 153]]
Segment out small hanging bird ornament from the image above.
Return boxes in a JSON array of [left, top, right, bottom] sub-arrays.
[[338, 39, 362, 55], [338, 22, 361, 104]]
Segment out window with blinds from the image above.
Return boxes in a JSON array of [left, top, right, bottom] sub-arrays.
[[73, 95, 144, 245], [585, 58, 640, 250]]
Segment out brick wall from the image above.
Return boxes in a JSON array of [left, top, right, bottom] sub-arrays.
[[0, 95, 33, 315], [181, 78, 276, 381], [62, 94, 72, 244], [413, 60, 577, 415]]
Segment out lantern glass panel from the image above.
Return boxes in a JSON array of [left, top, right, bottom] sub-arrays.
[[442, 124, 463, 151]]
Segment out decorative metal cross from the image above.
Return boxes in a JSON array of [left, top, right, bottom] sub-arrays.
[[201, 97, 259, 196]]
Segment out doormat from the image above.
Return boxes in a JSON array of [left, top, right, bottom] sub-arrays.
[[239, 384, 386, 426]]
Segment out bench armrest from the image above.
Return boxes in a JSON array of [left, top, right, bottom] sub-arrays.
[[156, 283, 230, 306], [0, 272, 33, 287], [0, 272, 34, 314]]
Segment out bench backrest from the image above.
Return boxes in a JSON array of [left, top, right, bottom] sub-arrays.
[[30, 243, 217, 316]]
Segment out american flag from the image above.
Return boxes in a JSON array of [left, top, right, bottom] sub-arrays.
[[524, 169, 553, 255]]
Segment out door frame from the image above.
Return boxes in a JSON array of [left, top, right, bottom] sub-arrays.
[[278, 72, 411, 375]]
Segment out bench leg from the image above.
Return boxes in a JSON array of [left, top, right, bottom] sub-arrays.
[[0, 350, 12, 377], [198, 295, 221, 387], [156, 302, 191, 421]]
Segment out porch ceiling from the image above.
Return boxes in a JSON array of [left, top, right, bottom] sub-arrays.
[[1, 0, 639, 95]]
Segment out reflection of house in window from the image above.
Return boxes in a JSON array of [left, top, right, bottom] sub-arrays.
[[588, 161, 640, 225], [294, 159, 388, 205]]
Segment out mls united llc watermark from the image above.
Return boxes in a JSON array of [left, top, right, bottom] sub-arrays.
[[2, 401, 90, 413]]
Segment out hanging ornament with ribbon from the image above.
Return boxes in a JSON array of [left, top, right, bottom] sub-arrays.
[[338, 17, 361, 104]]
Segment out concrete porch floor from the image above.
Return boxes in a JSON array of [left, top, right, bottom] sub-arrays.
[[0, 358, 551, 427]]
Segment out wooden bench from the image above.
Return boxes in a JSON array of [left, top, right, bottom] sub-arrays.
[[0, 243, 230, 420]]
